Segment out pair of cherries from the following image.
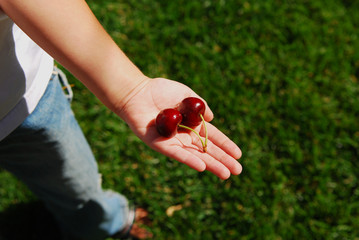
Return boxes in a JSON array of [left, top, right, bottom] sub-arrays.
[[156, 97, 208, 152]]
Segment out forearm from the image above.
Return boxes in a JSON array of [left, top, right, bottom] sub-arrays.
[[0, 0, 147, 114]]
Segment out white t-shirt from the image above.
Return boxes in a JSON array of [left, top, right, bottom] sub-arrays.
[[0, 11, 54, 141]]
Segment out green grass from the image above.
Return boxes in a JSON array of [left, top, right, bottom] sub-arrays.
[[1, 0, 359, 239]]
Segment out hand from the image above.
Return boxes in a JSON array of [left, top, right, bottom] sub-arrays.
[[119, 78, 242, 180]]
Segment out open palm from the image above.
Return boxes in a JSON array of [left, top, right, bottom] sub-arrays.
[[120, 78, 242, 179]]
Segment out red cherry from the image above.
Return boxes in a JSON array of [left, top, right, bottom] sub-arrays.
[[178, 97, 205, 127], [156, 108, 183, 138]]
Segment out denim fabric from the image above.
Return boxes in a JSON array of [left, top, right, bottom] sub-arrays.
[[0, 69, 129, 239]]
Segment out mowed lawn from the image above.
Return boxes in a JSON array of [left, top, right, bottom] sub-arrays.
[[1, 0, 359, 239]]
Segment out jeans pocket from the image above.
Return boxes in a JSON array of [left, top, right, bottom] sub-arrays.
[[53, 66, 73, 103]]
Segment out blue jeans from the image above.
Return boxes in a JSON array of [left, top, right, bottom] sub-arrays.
[[0, 69, 129, 239]]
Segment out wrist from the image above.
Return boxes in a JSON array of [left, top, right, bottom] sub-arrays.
[[113, 75, 151, 118]]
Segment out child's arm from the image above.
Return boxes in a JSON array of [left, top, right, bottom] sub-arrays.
[[0, 0, 242, 179], [0, 0, 147, 113]]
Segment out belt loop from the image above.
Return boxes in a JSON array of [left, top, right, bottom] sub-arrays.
[[53, 66, 74, 103]]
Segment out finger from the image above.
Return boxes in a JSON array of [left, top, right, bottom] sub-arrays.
[[158, 144, 206, 172], [203, 123, 242, 160], [187, 147, 231, 179], [188, 131, 242, 176], [205, 140, 243, 175], [156, 133, 233, 179]]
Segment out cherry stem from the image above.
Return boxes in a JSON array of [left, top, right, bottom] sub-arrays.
[[178, 124, 207, 152], [199, 114, 208, 150]]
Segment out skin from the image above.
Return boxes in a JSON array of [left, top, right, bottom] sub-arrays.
[[0, 0, 242, 180]]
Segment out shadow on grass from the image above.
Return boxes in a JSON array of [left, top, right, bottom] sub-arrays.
[[0, 201, 62, 240]]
